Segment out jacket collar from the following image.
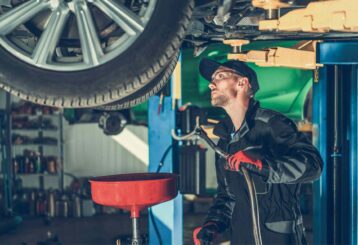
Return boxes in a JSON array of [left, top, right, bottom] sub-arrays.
[[213, 99, 260, 141]]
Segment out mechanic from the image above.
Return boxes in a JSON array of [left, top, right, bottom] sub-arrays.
[[193, 58, 323, 245]]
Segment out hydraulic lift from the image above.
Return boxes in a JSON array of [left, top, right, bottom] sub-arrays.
[[313, 41, 358, 245], [147, 55, 183, 245]]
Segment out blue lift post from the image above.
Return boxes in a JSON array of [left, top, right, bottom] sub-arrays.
[[349, 66, 358, 245], [148, 57, 183, 244], [314, 42, 358, 245], [312, 66, 328, 245]]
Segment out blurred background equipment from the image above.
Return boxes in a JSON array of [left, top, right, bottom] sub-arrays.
[[98, 112, 128, 136], [176, 105, 209, 196]]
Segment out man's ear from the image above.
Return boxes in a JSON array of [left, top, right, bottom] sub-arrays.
[[237, 78, 244, 86], [242, 77, 250, 86], [237, 77, 248, 87]]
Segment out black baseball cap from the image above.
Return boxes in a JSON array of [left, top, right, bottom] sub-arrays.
[[199, 58, 259, 94]]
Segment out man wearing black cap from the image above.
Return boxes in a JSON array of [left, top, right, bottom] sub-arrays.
[[193, 58, 323, 245]]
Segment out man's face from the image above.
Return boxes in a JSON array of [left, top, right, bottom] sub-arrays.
[[208, 67, 240, 107]]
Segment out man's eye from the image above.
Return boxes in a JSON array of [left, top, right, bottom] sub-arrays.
[[218, 73, 225, 79]]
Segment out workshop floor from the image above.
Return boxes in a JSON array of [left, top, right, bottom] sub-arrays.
[[0, 213, 208, 245], [0, 212, 312, 245]]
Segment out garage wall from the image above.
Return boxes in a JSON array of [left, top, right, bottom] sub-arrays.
[[0, 91, 217, 190], [63, 121, 217, 189], [63, 123, 148, 179]]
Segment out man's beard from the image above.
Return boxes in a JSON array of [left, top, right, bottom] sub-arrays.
[[211, 94, 229, 107], [211, 88, 236, 107]]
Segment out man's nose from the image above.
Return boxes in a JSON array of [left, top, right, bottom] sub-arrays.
[[208, 82, 215, 90]]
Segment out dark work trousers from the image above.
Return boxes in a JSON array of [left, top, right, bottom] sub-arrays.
[[230, 202, 307, 245], [230, 223, 307, 245]]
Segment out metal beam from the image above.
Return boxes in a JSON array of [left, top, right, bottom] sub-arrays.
[[148, 95, 183, 245], [318, 42, 358, 64], [313, 64, 353, 244], [148, 55, 183, 245], [225, 39, 320, 70], [313, 66, 328, 245], [349, 66, 358, 245], [314, 42, 358, 245], [257, 0, 358, 32]]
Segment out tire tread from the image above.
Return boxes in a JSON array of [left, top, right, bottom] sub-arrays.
[[99, 51, 179, 110]]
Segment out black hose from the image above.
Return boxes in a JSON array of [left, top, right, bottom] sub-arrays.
[[195, 127, 262, 245], [195, 127, 227, 159], [242, 168, 262, 245], [156, 145, 173, 173], [172, 126, 263, 244], [148, 208, 163, 245]]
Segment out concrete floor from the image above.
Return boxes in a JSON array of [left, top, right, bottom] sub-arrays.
[[0, 213, 208, 245], [0, 214, 145, 245], [0, 211, 312, 245]]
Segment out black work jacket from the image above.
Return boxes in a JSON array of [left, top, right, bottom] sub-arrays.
[[205, 100, 323, 244]]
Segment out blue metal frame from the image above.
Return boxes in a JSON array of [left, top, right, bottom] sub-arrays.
[[148, 95, 183, 245], [312, 67, 328, 245], [318, 42, 358, 64], [350, 66, 358, 245], [148, 53, 183, 245], [315, 41, 358, 245]]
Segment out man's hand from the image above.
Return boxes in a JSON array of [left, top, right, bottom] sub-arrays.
[[193, 222, 219, 245], [226, 151, 262, 172]]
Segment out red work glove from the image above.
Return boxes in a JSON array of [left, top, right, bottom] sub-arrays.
[[226, 151, 262, 172], [193, 222, 219, 245]]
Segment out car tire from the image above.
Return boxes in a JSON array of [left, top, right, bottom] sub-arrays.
[[99, 51, 179, 110], [0, 0, 193, 108]]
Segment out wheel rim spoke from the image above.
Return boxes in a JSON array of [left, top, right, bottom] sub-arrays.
[[74, 0, 104, 66], [32, 5, 70, 66], [0, 0, 50, 36], [0, 0, 157, 71], [93, 0, 144, 36]]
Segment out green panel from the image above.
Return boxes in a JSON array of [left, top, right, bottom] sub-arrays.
[[285, 79, 312, 120], [131, 102, 148, 122]]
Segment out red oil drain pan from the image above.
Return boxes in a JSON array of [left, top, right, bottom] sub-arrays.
[[90, 173, 178, 218]]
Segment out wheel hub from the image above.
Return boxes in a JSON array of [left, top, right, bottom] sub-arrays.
[[0, 0, 157, 71]]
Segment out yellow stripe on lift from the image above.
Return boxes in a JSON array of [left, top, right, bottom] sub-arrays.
[[172, 54, 182, 110]]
